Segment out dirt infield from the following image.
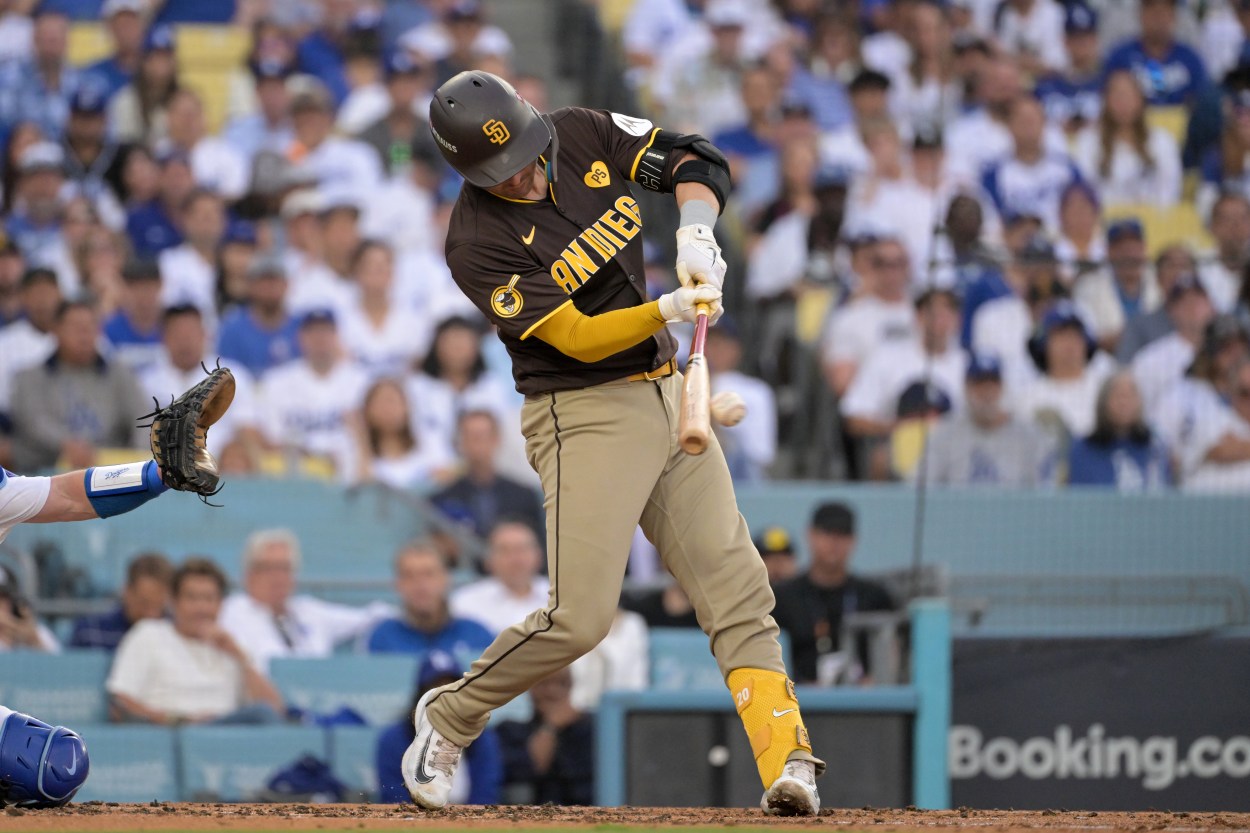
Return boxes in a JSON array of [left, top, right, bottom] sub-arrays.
[[4, 804, 1250, 833]]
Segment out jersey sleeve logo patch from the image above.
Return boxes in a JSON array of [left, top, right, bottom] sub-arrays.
[[483, 119, 511, 145], [611, 112, 654, 136], [491, 274, 524, 319], [584, 160, 610, 188]]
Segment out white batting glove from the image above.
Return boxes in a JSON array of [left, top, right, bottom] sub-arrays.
[[675, 224, 727, 290], [658, 284, 724, 325]]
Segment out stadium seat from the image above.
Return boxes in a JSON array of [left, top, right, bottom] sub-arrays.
[[327, 724, 382, 801], [179, 69, 235, 135], [0, 651, 111, 724], [174, 25, 249, 70], [1145, 105, 1187, 146], [72, 725, 179, 803], [179, 725, 327, 801], [649, 628, 793, 689], [67, 22, 111, 66], [1103, 202, 1213, 257], [271, 655, 420, 725]]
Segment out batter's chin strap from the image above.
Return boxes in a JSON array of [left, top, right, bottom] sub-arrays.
[[637, 131, 732, 214], [541, 112, 559, 184]]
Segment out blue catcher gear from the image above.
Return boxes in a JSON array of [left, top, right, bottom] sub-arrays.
[[0, 709, 89, 808]]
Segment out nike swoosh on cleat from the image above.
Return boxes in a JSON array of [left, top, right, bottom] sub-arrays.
[[772, 708, 796, 717], [414, 735, 436, 784], [521, 226, 535, 245]]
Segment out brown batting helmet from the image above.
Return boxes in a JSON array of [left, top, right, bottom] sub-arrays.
[[428, 71, 556, 188]]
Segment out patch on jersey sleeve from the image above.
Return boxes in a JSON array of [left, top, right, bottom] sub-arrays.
[[611, 113, 654, 137], [491, 275, 525, 319]]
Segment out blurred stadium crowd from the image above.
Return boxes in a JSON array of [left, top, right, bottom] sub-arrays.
[[1, 0, 1248, 804]]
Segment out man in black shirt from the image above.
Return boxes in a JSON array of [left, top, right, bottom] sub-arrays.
[[771, 502, 895, 684]]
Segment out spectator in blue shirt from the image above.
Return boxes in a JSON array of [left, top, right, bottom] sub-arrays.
[[366, 541, 494, 668], [68, 552, 172, 650], [375, 650, 503, 804], [981, 96, 1084, 234], [103, 258, 164, 373], [1103, 0, 1208, 106], [296, 0, 373, 106], [1068, 371, 1173, 488], [124, 150, 188, 257], [712, 64, 783, 221], [82, 0, 147, 100], [6, 142, 68, 269], [1034, 3, 1103, 135], [0, 6, 84, 140], [216, 255, 300, 377]]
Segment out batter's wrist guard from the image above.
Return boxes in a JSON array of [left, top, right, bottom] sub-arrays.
[[636, 131, 732, 212]]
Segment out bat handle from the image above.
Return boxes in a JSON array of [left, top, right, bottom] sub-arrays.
[[691, 302, 711, 355]]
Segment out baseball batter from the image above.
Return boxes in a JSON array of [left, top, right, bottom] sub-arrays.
[[402, 71, 824, 815]]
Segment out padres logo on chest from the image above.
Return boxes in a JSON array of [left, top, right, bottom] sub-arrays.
[[491, 274, 524, 318]]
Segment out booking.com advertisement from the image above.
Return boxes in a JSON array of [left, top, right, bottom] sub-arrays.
[[951, 638, 1250, 809]]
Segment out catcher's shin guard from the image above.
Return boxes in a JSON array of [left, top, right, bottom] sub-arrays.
[[727, 668, 826, 789]]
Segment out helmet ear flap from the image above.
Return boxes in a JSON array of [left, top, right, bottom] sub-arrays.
[[541, 111, 559, 183]]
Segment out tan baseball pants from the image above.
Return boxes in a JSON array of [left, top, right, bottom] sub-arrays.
[[427, 371, 786, 743]]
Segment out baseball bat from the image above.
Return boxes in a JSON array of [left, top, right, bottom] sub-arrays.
[[678, 303, 712, 455]]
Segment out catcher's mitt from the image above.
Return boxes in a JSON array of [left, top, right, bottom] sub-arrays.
[[139, 363, 236, 501]]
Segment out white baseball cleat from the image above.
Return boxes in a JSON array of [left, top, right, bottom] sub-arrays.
[[761, 759, 820, 816], [401, 689, 463, 809]]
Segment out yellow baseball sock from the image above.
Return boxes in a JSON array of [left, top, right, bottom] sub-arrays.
[[727, 667, 826, 789]]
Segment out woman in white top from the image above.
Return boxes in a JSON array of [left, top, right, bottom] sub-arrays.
[[339, 240, 432, 379], [352, 378, 454, 490], [1071, 69, 1181, 207]]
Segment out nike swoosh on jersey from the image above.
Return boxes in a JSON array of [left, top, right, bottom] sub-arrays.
[[772, 707, 796, 717], [414, 735, 436, 784], [522, 226, 536, 245]]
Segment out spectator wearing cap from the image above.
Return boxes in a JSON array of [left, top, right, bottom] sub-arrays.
[[981, 96, 1085, 235], [1068, 371, 1173, 489], [944, 58, 1066, 182], [123, 148, 188, 257], [338, 239, 432, 379], [69, 552, 173, 651], [971, 235, 1069, 389], [0, 269, 59, 424], [922, 353, 1055, 487], [221, 56, 295, 164], [1017, 301, 1112, 439], [1153, 314, 1250, 481], [61, 83, 128, 231], [1104, 0, 1208, 107], [993, 0, 1066, 77], [822, 236, 916, 397], [1183, 355, 1250, 491], [107, 557, 286, 726], [771, 502, 895, 684], [1072, 70, 1183, 207], [1034, 3, 1103, 135], [755, 526, 798, 585], [156, 88, 249, 201], [842, 287, 967, 480], [401, 0, 514, 84], [1074, 218, 1161, 352], [10, 299, 148, 470], [216, 254, 301, 378], [357, 49, 437, 176], [157, 188, 225, 323], [256, 307, 369, 478], [5, 142, 69, 274], [220, 529, 386, 674], [0, 5, 83, 139], [83, 0, 148, 100], [822, 69, 892, 178], [375, 649, 503, 804], [650, 0, 754, 138], [703, 318, 776, 481], [1198, 192, 1250, 312], [103, 258, 165, 373], [109, 23, 180, 145], [284, 80, 383, 203], [1119, 243, 1200, 361], [216, 218, 258, 309], [141, 304, 260, 458], [1054, 180, 1105, 284]]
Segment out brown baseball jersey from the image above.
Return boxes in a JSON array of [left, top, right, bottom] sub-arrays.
[[444, 107, 679, 395]]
